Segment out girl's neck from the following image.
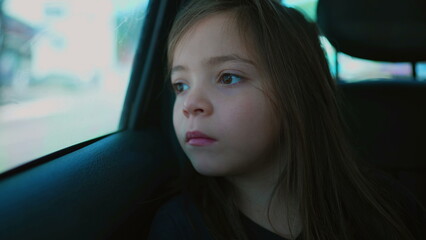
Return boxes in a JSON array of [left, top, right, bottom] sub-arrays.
[[225, 152, 283, 212], [225, 159, 302, 239], [233, 181, 302, 239]]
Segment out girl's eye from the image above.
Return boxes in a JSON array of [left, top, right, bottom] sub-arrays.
[[172, 82, 189, 94], [219, 73, 243, 85]]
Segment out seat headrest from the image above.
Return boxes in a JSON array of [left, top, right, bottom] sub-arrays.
[[316, 0, 426, 62]]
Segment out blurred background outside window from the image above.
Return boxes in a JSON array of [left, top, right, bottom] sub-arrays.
[[0, 0, 149, 172], [282, 0, 426, 82]]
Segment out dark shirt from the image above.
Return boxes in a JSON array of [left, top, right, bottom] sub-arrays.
[[147, 172, 426, 240], [147, 193, 291, 240]]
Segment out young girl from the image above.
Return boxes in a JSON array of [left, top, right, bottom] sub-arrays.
[[148, 0, 426, 239]]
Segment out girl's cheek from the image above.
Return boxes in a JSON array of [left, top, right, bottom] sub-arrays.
[[172, 101, 182, 130]]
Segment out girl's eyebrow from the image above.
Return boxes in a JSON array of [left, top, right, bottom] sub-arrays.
[[171, 54, 255, 74], [206, 54, 255, 66], [171, 65, 186, 74]]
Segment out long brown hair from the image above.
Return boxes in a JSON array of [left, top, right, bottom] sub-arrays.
[[165, 0, 423, 239]]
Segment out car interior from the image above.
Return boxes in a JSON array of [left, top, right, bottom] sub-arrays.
[[317, 0, 426, 205], [0, 0, 424, 239]]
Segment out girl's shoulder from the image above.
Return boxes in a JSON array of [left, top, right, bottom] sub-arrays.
[[147, 193, 213, 240], [153, 194, 187, 218]]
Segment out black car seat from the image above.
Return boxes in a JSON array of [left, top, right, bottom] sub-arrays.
[[316, 0, 426, 205]]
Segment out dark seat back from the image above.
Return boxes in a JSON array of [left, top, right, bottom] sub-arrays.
[[340, 81, 426, 204], [317, 0, 426, 206], [317, 0, 426, 62]]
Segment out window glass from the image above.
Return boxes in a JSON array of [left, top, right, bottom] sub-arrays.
[[0, 0, 149, 172], [283, 0, 318, 20], [282, 0, 426, 82], [337, 55, 415, 82], [418, 63, 426, 81]]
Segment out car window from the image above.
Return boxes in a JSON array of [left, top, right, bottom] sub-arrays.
[[0, 0, 149, 173], [282, 0, 426, 82]]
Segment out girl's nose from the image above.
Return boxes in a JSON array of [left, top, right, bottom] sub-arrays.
[[182, 88, 213, 118]]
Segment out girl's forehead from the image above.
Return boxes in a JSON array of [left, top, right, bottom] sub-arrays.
[[172, 12, 258, 66]]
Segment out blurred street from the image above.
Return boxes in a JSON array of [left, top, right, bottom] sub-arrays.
[[0, 0, 147, 173], [0, 84, 125, 172]]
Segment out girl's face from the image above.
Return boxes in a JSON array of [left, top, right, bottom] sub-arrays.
[[172, 13, 279, 177]]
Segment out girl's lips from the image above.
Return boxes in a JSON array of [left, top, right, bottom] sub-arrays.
[[186, 131, 217, 146], [187, 138, 217, 146]]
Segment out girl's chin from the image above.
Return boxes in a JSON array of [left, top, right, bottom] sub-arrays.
[[193, 166, 225, 177], [191, 160, 232, 177]]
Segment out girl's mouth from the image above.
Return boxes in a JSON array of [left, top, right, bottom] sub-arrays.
[[185, 131, 217, 146]]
